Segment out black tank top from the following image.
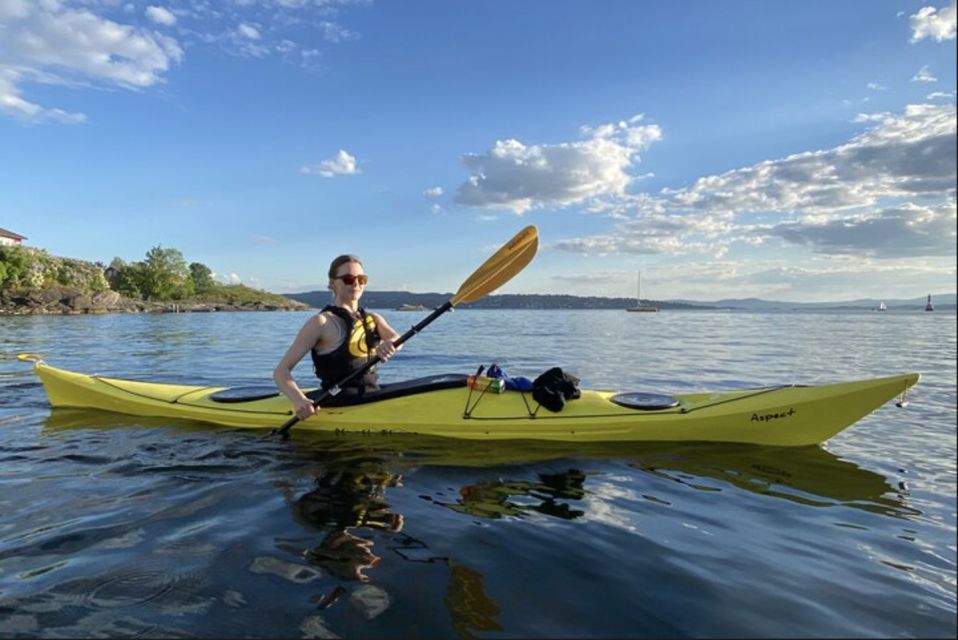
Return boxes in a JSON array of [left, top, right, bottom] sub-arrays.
[[310, 305, 381, 390]]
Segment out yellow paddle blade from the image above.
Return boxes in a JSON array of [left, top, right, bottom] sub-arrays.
[[451, 225, 538, 305]]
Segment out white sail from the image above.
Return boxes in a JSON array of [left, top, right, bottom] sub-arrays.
[[626, 270, 658, 312]]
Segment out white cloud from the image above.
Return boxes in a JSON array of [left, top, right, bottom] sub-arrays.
[[237, 23, 261, 40], [867, 82, 887, 91], [768, 202, 956, 258], [911, 65, 938, 82], [0, 1, 183, 123], [554, 104, 957, 261], [214, 271, 242, 285], [909, 1, 957, 42], [0, 1, 370, 121], [927, 90, 957, 99], [669, 104, 956, 214], [423, 186, 443, 197], [300, 149, 360, 178], [550, 259, 954, 302], [318, 20, 357, 43], [174, 1, 364, 65], [454, 115, 662, 214], [145, 6, 176, 27], [0, 71, 85, 123]]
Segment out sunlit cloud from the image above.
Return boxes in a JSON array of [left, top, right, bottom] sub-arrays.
[[909, 1, 957, 42], [214, 271, 242, 285], [549, 259, 956, 302], [238, 23, 261, 40], [318, 20, 357, 43], [0, 0, 370, 122], [454, 114, 662, 214], [767, 202, 956, 258], [145, 6, 177, 27], [300, 149, 360, 177], [911, 65, 938, 82], [554, 104, 957, 261], [0, 1, 183, 123]]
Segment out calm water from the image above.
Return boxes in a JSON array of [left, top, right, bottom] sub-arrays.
[[0, 309, 955, 638]]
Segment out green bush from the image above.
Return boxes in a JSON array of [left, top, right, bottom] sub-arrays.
[[3, 243, 294, 307], [190, 262, 215, 294], [1, 246, 109, 293], [192, 283, 295, 306], [0, 245, 30, 289]]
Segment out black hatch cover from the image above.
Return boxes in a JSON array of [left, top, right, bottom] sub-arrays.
[[609, 392, 680, 410]]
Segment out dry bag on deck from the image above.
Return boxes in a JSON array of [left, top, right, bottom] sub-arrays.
[[532, 367, 581, 412]]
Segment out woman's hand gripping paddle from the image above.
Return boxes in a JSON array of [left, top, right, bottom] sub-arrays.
[[272, 226, 538, 437]]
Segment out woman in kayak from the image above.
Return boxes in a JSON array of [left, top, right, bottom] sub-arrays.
[[274, 254, 401, 421]]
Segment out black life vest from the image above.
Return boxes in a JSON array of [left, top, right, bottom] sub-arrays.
[[310, 305, 381, 390]]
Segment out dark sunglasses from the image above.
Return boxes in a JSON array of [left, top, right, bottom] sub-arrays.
[[333, 274, 368, 286]]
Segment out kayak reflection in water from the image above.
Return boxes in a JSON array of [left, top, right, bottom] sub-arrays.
[[286, 460, 403, 583], [309, 529, 381, 583], [273, 254, 403, 422], [447, 469, 587, 520]]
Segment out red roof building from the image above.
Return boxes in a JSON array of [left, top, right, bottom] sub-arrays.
[[0, 228, 27, 246]]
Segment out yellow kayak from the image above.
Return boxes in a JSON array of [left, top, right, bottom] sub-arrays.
[[20, 355, 918, 446]]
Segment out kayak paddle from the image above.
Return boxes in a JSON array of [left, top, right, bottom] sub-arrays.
[[272, 225, 539, 437]]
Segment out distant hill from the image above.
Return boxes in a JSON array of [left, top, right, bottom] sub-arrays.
[[285, 291, 710, 310], [676, 294, 957, 311], [286, 290, 957, 311]]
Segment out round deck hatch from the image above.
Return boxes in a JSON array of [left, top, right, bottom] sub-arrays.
[[609, 392, 680, 410]]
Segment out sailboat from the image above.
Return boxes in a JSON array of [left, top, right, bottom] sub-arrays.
[[626, 271, 659, 312], [877, 301, 887, 311], [925, 294, 934, 312]]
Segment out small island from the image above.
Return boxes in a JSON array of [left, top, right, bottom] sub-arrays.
[[0, 244, 307, 315]]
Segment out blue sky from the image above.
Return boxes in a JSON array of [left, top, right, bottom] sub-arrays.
[[1, 0, 955, 302]]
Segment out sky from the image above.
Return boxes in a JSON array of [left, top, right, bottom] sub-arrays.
[[1, 0, 956, 302]]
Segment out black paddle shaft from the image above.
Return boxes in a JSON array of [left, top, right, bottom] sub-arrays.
[[272, 301, 454, 437]]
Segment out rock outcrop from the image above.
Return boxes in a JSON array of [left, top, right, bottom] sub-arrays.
[[0, 286, 308, 315]]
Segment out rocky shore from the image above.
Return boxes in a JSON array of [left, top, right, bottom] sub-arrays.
[[0, 286, 309, 315]]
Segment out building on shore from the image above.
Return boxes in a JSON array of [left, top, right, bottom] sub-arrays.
[[0, 227, 27, 246]]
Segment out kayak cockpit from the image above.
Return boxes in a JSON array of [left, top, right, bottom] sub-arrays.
[[209, 373, 470, 406]]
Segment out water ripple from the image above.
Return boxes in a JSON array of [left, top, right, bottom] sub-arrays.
[[0, 310, 954, 638]]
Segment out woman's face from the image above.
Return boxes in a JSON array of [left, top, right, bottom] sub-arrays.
[[330, 261, 367, 304]]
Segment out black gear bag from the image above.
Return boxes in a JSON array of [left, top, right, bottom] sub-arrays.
[[531, 367, 581, 412]]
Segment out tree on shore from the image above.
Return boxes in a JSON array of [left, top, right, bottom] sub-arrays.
[[142, 246, 192, 300], [0, 245, 30, 289], [189, 262, 215, 294], [108, 246, 202, 300], [3, 244, 297, 307]]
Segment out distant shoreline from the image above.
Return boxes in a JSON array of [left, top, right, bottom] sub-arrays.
[[284, 290, 957, 312], [0, 286, 308, 316], [2, 285, 952, 316]]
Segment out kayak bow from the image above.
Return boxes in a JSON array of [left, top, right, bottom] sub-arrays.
[[19, 355, 919, 446]]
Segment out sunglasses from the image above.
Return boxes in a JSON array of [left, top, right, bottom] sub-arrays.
[[333, 274, 369, 286]]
